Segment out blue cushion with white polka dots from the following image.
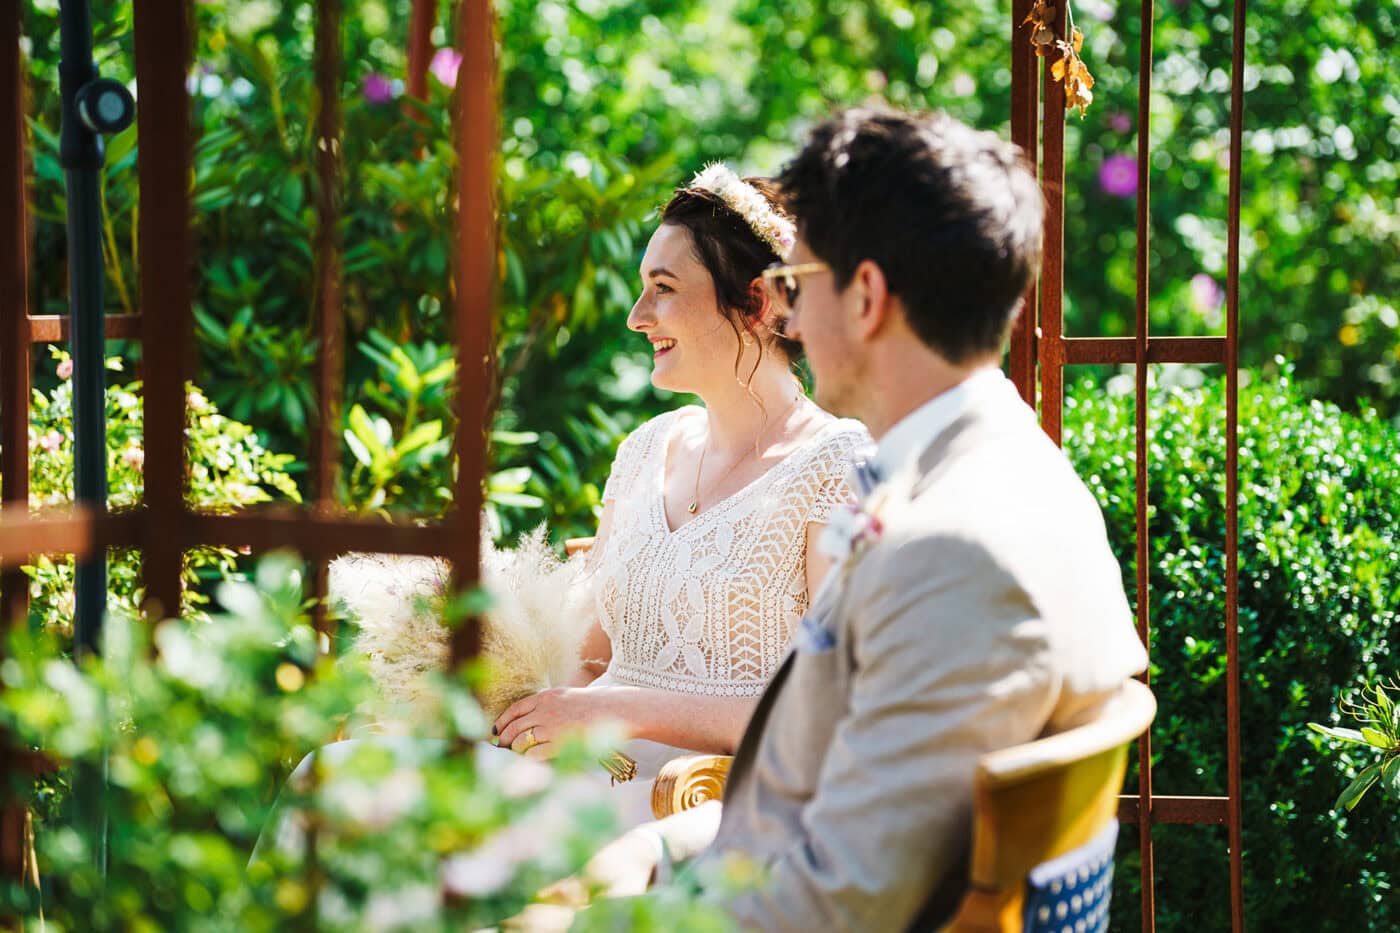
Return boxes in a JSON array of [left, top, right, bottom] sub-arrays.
[[1021, 821, 1118, 933]]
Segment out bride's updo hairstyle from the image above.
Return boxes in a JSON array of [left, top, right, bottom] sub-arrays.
[[660, 168, 804, 375]]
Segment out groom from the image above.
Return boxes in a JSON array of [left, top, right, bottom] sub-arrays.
[[574, 106, 1149, 931]]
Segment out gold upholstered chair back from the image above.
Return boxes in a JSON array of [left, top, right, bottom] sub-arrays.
[[942, 678, 1156, 932]]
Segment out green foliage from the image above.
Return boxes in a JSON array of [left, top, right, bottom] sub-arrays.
[[1064, 367, 1399, 931], [1055, 0, 1400, 419], [11, 0, 1400, 926], [343, 331, 458, 515], [1308, 678, 1400, 813], [15, 351, 300, 632], [21, 0, 1391, 506], [0, 556, 633, 930]]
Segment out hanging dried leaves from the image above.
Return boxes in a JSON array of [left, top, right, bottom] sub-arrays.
[[1022, 3, 1096, 118], [1023, 1, 1059, 55]]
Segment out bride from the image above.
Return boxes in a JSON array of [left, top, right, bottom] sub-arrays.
[[487, 164, 870, 824], [256, 165, 871, 855]]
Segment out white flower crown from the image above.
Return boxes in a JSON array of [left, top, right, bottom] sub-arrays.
[[687, 162, 796, 258]]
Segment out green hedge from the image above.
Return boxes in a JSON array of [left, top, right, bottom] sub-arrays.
[[1064, 367, 1399, 931]]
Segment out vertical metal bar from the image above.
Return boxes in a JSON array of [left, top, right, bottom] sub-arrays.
[[447, 0, 495, 668], [1036, 1, 1066, 444], [311, 0, 344, 642], [1224, 0, 1247, 927], [57, 0, 117, 877], [1007, 0, 1039, 405], [1133, 2, 1156, 930], [0, 0, 31, 889], [407, 0, 437, 101], [132, 0, 194, 622], [58, 0, 108, 659], [1, 0, 31, 630]]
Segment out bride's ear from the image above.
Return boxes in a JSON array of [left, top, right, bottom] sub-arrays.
[[748, 277, 781, 336]]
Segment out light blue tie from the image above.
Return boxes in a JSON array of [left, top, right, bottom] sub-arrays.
[[850, 458, 883, 500]]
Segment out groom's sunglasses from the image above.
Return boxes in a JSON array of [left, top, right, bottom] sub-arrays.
[[761, 261, 831, 315]]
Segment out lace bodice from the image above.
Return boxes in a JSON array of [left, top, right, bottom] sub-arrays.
[[591, 406, 871, 697]]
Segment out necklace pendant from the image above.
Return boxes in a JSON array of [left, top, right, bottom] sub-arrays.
[[687, 500, 698, 514]]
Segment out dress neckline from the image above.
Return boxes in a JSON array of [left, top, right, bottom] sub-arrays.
[[652, 405, 843, 536]]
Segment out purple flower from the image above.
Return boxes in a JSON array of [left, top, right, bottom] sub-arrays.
[[362, 72, 395, 105], [430, 48, 462, 88], [1189, 273, 1224, 314], [1098, 153, 1138, 198], [1108, 112, 1132, 134]]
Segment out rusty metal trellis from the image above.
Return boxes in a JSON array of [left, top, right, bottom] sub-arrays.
[[3, 0, 1249, 926], [0, 0, 495, 889], [1008, 0, 1247, 930]]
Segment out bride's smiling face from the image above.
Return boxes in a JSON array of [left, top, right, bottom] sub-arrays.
[[627, 223, 741, 394]]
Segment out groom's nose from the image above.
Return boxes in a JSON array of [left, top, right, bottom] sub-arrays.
[[781, 308, 802, 343]]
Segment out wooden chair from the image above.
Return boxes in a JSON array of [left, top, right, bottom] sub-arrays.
[[563, 537, 595, 558], [942, 678, 1155, 932], [650, 681, 1155, 933]]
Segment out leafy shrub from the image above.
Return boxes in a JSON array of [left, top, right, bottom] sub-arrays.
[[0, 556, 627, 930], [13, 351, 300, 632], [1064, 366, 1399, 932]]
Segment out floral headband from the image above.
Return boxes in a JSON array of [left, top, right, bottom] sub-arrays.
[[687, 162, 796, 258]]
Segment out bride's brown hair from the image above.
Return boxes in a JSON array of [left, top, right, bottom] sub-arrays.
[[659, 177, 804, 382]]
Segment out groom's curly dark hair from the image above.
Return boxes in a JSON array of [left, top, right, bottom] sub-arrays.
[[779, 106, 1044, 364]]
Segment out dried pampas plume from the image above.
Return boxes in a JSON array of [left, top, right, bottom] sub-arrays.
[[330, 525, 592, 725]]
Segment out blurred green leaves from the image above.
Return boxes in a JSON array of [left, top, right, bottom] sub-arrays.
[[0, 556, 643, 930]]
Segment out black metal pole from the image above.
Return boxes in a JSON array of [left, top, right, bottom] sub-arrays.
[[57, 0, 134, 878], [59, 0, 108, 657]]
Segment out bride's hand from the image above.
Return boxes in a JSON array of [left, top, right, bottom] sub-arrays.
[[493, 686, 620, 759]]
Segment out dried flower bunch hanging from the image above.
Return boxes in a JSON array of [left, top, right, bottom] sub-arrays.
[[1023, 1, 1096, 118]]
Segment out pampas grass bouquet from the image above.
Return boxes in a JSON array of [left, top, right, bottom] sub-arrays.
[[329, 526, 593, 727]]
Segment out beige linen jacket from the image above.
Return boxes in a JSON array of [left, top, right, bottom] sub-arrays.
[[676, 376, 1149, 931]]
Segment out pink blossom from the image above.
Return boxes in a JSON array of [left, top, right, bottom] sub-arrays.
[[362, 72, 395, 104], [1098, 153, 1138, 198], [39, 431, 63, 453], [1189, 274, 1224, 314], [57, 358, 73, 379], [1108, 112, 1132, 134], [430, 48, 462, 88], [122, 446, 145, 469]]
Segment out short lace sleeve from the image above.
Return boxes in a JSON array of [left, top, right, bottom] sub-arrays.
[[601, 410, 678, 504], [802, 421, 871, 526]]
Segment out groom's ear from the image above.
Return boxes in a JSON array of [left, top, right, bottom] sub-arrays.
[[849, 259, 891, 341]]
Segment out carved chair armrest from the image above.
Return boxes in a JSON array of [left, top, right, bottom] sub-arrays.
[[650, 754, 734, 819], [564, 536, 595, 557]]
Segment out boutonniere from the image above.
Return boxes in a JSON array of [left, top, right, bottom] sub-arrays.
[[797, 494, 888, 654], [816, 494, 887, 565]]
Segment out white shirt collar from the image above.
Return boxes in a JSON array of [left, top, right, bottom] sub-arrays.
[[872, 367, 1007, 480]]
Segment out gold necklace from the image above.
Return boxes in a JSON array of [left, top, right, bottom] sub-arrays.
[[688, 392, 803, 515]]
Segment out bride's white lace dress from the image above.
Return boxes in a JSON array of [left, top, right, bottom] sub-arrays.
[[253, 405, 870, 863], [587, 405, 870, 823]]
